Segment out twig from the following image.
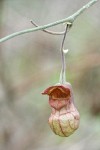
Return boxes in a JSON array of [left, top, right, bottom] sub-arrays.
[[30, 20, 64, 35], [0, 0, 98, 43]]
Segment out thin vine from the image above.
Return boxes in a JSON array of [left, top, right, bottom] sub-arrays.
[[0, 0, 98, 43]]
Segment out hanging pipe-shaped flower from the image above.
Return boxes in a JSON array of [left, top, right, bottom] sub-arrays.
[[42, 82, 80, 137], [42, 23, 80, 137]]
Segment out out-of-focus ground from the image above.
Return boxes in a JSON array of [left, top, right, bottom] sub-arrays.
[[0, 0, 100, 150]]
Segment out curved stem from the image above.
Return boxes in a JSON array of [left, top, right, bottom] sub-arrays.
[[59, 24, 70, 84], [0, 0, 98, 43], [30, 20, 65, 35]]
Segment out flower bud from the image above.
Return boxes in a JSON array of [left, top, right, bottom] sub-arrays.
[[42, 82, 80, 137]]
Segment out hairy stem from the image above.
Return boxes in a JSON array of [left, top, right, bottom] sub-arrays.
[[0, 0, 98, 43]]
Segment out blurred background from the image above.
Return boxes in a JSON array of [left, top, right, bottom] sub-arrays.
[[0, 0, 100, 150]]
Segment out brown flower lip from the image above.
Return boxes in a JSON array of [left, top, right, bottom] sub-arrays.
[[42, 84, 71, 100]]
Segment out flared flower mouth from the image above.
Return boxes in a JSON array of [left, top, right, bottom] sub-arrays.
[[42, 85, 70, 100]]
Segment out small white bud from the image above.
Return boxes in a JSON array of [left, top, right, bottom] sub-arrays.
[[63, 49, 69, 54]]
